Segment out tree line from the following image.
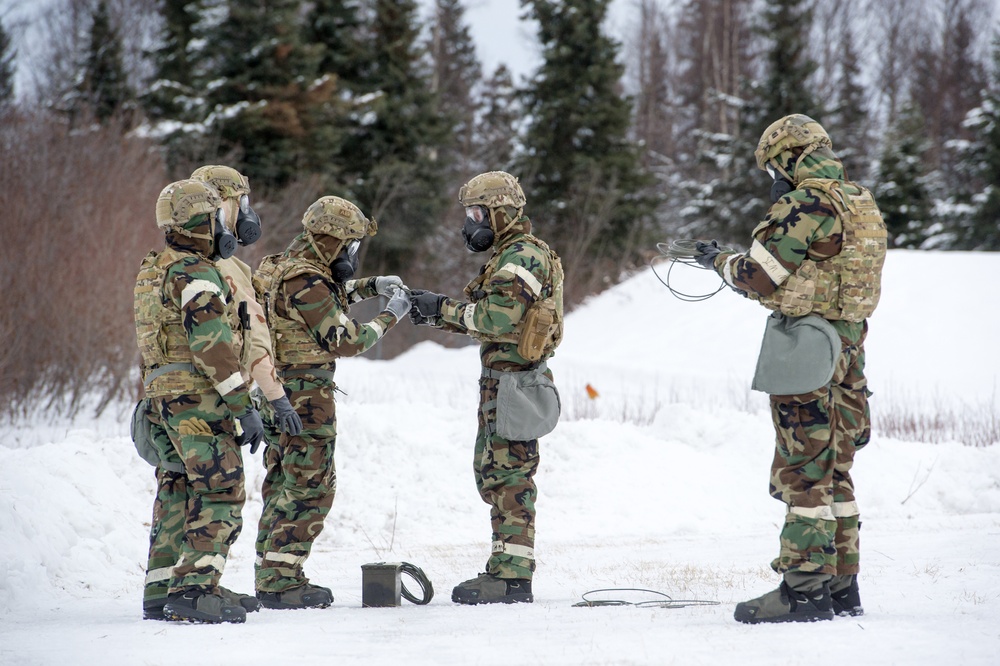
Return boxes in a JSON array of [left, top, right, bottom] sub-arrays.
[[1, 0, 998, 418]]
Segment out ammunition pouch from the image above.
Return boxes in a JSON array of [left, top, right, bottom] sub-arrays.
[[751, 312, 841, 395], [517, 298, 557, 363], [486, 364, 561, 440]]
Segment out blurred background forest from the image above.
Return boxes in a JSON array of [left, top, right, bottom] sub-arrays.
[[1, 0, 999, 418]]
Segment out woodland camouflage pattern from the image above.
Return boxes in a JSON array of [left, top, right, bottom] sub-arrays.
[[710, 118, 885, 579], [433, 207, 563, 579], [136, 190, 252, 608], [253, 225, 397, 593]]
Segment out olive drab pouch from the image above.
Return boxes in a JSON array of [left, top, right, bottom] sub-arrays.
[[130, 398, 159, 467], [495, 367, 561, 440], [751, 312, 841, 395], [517, 300, 556, 362]]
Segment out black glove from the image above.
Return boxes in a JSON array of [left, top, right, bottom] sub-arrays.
[[694, 240, 721, 269], [409, 289, 445, 326], [269, 395, 302, 437], [236, 407, 265, 454]]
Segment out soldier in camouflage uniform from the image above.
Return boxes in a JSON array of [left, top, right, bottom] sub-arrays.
[[134, 179, 266, 624], [694, 115, 887, 624], [410, 171, 564, 605], [251, 196, 411, 609]]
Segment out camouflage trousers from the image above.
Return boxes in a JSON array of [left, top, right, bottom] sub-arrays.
[[255, 374, 337, 593], [142, 392, 246, 606], [475, 374, 540, 580], [768, 337, 870, 577]]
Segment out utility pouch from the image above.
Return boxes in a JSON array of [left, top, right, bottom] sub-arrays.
[[517, 301, 555, 363], [130, 398, 159, 467], [495, 366, 561, 440], [752, 312, 841, 395]]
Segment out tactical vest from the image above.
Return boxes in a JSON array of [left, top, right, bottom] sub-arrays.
[[756, 178, 887, 322], [463, 234, 564, 362], [135, 248, 248, 397], [254, 254, 345, 366]]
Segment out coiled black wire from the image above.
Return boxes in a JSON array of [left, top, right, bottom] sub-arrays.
[[650, 239, 735, 302], [572, 587, 721, 609], [400, 562, 434, 605]]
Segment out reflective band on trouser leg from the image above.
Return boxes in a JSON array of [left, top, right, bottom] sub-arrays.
[[834, 501, 861, 575], [493, 541, 535, 561], [145, 566, 174, 585], [772, 506, 837, 576]]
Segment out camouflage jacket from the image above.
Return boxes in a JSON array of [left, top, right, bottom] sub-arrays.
[[437, 218, 561, 370], [134, 235, 252, 412], [714, 154, 885, 343], [256, 237, 397, 375], [216, 255, 285, 402]]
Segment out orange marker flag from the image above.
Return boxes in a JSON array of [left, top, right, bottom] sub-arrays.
[[585, 383, 600, 399]]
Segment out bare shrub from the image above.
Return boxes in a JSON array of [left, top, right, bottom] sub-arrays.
[[0, 109, 165, 419]]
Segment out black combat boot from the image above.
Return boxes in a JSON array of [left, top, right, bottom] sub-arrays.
[[830, 575, 864, 617], [734, 580, 834, 624], [452, 573, 533, 605], [162, 589, 247, 624], [219, 586, 262, 613], [142, 599, 167, 621], [257, 583, 333, 609]]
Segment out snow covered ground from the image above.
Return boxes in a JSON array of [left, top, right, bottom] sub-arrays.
[[2, 249, 998, 665]]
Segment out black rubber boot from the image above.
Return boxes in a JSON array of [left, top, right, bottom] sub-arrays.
[[734, 580, 834, 624], [257, 583, 333, 609], [162, 590, 247, 624], [142, 599, 167, 621], [219, 586, 262, 613], [830, 575, 864, 617], [451, 573, 533, 605]]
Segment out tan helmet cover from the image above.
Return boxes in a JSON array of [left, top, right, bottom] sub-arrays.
[[155, 179, 223, 229], [190, 165, 250, 200], [754, 114, 833, 171], [458, 171, 527, 209], [301, 196, 377, 240]]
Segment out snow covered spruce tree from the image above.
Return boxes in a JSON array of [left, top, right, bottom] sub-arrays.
[[517, 0, 650, 298], [961, 35, 1000, 251], [876, 104, 934, 248], [76, 0, 134, 124], [0, 16, 14, 109]]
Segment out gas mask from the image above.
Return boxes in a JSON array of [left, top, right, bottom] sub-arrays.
[[330, 239, 360, 282], [235, 194, 262, 245], [213, 207, 237, 260], [766, 163, 793, 203], [462, 205, 494, 253]]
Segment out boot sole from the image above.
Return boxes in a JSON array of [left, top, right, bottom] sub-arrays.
[[257, 596, 332, 610], [451, 592, 534, 605], [162, 605, 246, 624], [735, 609, 834, 624]]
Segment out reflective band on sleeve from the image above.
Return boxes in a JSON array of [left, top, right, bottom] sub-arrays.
[[181, 279, 223, 307], [192, 553, 227, 572], [832, 501, 860, 518], [499, 262, 543, 296], [463, 303, 479, 332], [215, 371, 244, 396], [368, 319, 386, 339], [263, 551, 307, 566], [788, 505, 836, 521], [749, 239, 792, 286], [144, 565, 174, 585], [491, 540, 535, 560]]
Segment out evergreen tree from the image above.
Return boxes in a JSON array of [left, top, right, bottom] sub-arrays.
[[825, 6, 869, 181], [632, 0, 672, 171], [78, 0, 133, 124], [142, 0, 203, 124], [757, 0, 821, 122], [876, 104, 933, 248], [429, 0, 482, 179], [963, 35, 1000, 250], [0, 17, 14, 109], [304, 0, 369, 87], [518, 0, 650, 272], [338, 0, 449, 274], [475, 64, 520, 170]]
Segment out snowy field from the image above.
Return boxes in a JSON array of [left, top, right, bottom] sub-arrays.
[[1, 249, 998, 665]]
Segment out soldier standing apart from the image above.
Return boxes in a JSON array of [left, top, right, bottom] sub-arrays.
[[252, 196, 411, 609], [409, 171, 564, 605], [693, 115, 887, 624], [134, 180, 266, 624]]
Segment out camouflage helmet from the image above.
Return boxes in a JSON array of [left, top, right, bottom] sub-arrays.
[[301, 195, 377, 240], [190, 165, 250, 200], [458, 171, 526, 210], [155, 179, 222, 229], [754, 114, 833, 171]]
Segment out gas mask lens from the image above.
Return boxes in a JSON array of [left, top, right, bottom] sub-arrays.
[[465, 205, 486, 223], [239, 194, 250, 215], [345, 239, 361, 258], [766, 164, 777, 180], [216, 206, 227, 227]]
